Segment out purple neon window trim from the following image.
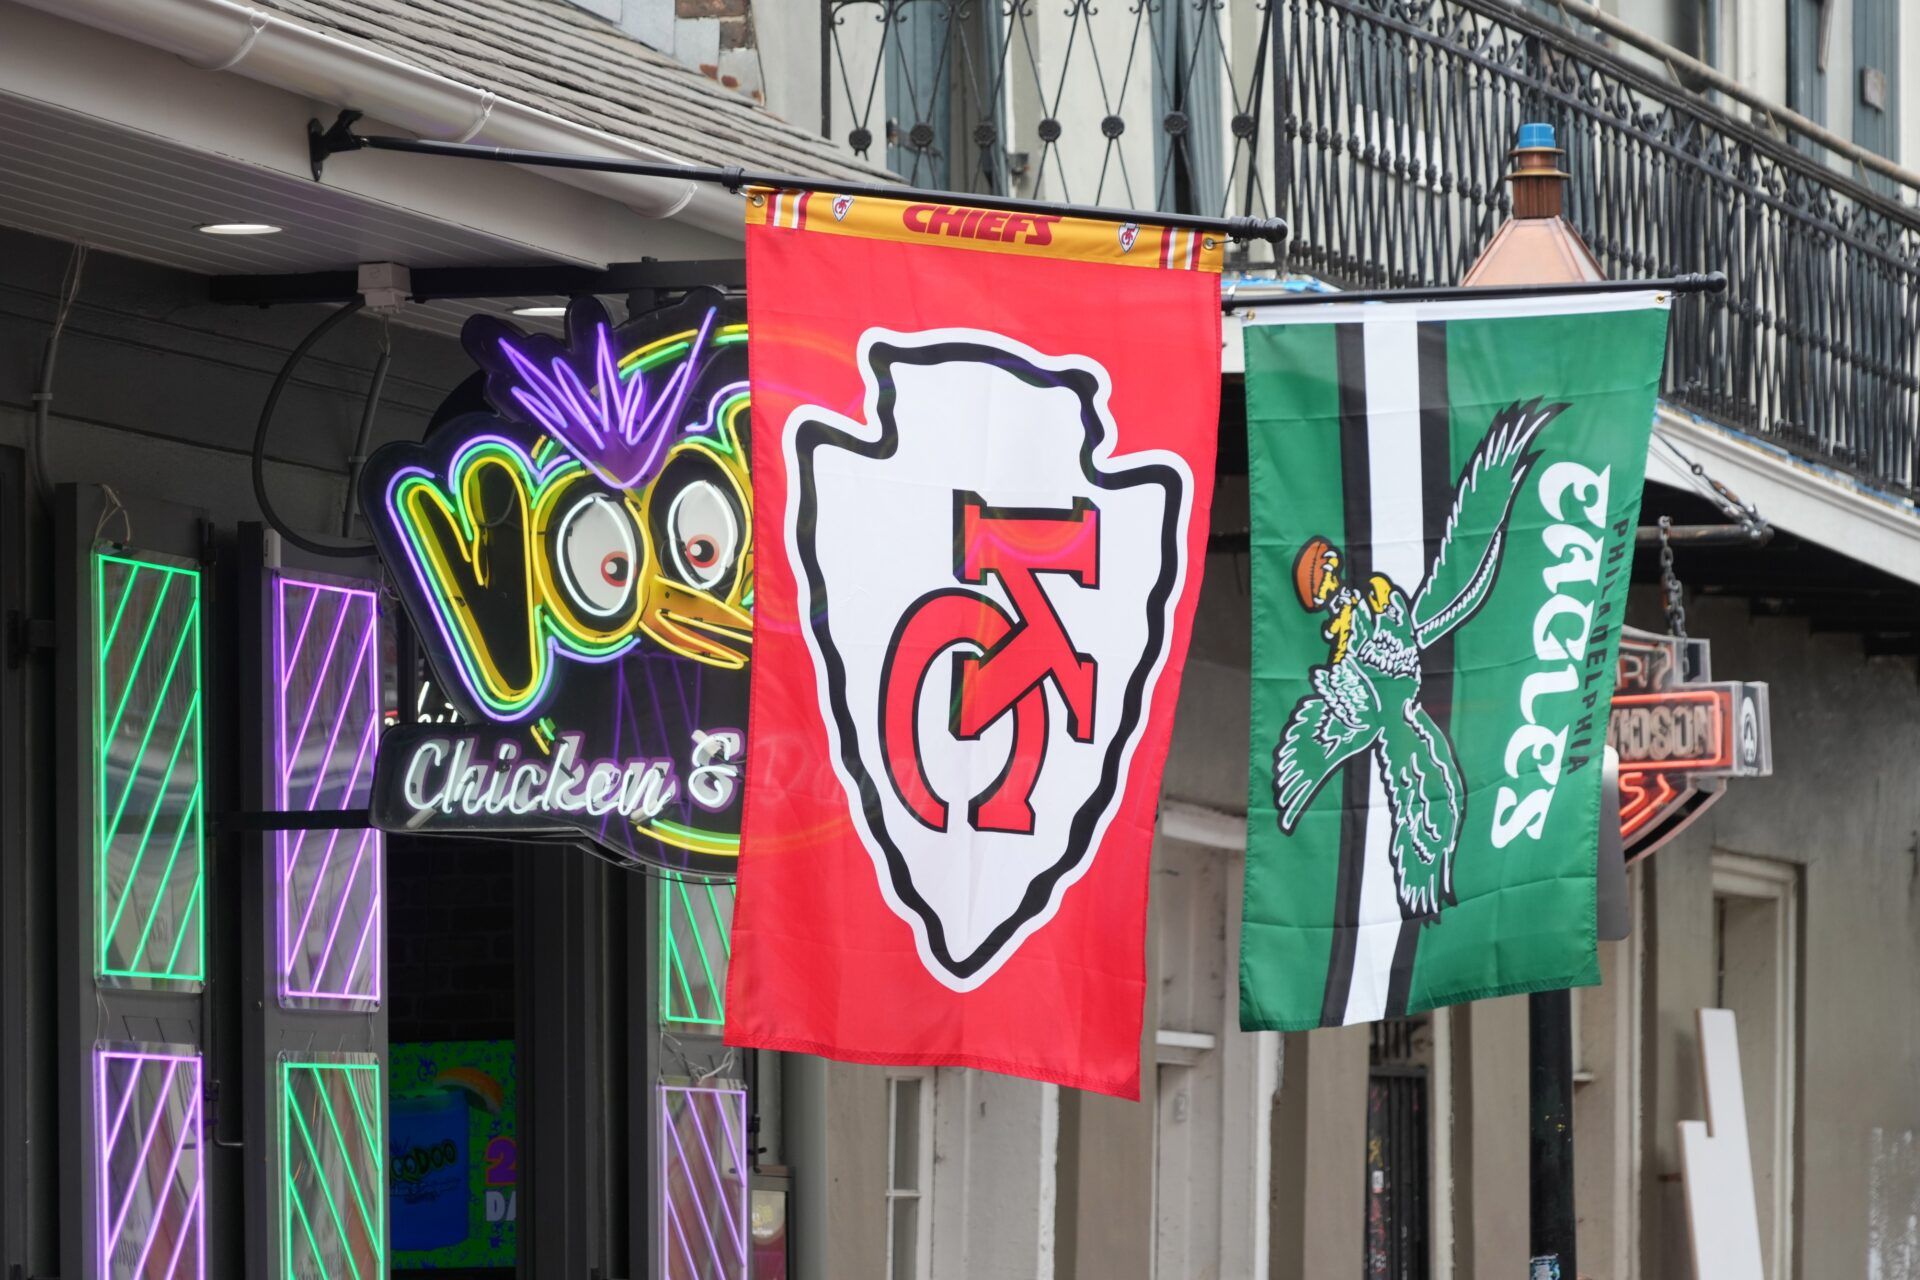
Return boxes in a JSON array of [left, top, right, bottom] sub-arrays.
[[658, 1084, 749, 1280], [665, 1107, 729, 1265], [282, 720, 376, 964], [106, 1058, 179, 1248], [281, 718, 376, 965], [339, 872, 383, 994], [281, 600, 352, 794], [308, 828, 375, 991], [273, 576, 383, 1005], [125, 1082, 200, 1278], [684, 1093, 748, 1257], [294, 621, 376, 811], [95, 1048, 205, 1280]]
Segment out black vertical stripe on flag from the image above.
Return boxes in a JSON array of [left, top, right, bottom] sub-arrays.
[[1386, 319, 1454, 1020], [1415, 320, 1455, 731], [1320, 322, 1371, 1028]]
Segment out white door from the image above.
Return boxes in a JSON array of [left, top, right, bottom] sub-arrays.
[[1150, 822, 1279, 1279]]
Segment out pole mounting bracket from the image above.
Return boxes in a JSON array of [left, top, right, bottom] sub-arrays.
[[309, 109, 365, 182]]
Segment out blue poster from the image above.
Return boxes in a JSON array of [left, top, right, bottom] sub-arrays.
[[391, 1040, 517, 1269]]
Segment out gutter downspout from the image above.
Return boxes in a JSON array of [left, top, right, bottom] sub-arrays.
[[12, 0, 743, 228]]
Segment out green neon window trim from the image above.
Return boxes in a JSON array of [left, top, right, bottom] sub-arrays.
[[288, 1102, 363, 1280], [279, 1060, 385, 1280], [94, 551, 206, 982], [660, 876, 734, 1027]]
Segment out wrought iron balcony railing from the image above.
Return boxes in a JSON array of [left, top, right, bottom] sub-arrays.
[[1275, 0, 1920, 501], [823, 1, 1282, 224], [823, 0, 1920, 502]]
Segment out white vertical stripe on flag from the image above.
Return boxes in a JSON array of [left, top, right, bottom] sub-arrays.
[[1342, 317, 1425, 1026]]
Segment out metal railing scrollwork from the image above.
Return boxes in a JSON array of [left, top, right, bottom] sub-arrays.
[[1273, 0, 1920, 500], [822, 1, 1281, 226], [820, 0, 1920, 498]]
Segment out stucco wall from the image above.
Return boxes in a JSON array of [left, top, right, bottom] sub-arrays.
[[1638, 596, 1920, 1279]]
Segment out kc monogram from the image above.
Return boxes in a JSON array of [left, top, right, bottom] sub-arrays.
[[881, 495, 1100, 835]]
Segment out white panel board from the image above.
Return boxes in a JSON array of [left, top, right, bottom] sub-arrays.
[[1678, 1007, 1766, 1280]]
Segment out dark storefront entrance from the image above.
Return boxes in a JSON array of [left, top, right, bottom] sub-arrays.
[[387, 839, 519, 1275]]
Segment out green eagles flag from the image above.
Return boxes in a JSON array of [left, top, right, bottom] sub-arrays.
[[1239, 292, 1671, 1030]]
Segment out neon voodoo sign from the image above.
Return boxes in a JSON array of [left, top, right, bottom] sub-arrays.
[[361, 293, 751, 876], [1607, 626, 1771, 858]]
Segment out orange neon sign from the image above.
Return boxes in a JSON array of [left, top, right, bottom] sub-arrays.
[[1607, 628, 1770, 858]]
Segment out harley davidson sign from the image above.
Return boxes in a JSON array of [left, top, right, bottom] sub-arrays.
[[1607, 627, 1771, 858]]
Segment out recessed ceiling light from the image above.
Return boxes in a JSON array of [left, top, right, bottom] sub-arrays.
[[511, 304, 568, 318], [197, 221, 283, 236]]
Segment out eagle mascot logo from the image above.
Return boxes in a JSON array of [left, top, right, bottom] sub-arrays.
[[1274, 399, 1566, 919]]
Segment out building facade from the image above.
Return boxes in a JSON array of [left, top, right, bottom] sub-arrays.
[[1, 1, 1918, 1278]]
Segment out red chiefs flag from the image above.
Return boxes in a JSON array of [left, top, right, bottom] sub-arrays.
[[726, 188, 1222, 1097]]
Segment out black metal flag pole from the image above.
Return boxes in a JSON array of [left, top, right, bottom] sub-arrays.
[[1228, 271, 1727, 308], [307, 109, 1289, 244]]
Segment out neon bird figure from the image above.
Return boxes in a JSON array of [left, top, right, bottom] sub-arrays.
[[381, 294, 753, 722], [1273, 399, 1566, 919], [359, 291, 753, 873]]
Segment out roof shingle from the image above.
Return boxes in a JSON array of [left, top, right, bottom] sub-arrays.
[[260, 0, 894, 184]]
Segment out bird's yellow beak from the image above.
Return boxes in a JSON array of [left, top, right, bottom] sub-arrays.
[[638, 549, 753, 670]]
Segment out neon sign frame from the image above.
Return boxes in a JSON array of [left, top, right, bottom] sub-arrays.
[[280, 1054, 385, 1280], [362, 292, 752, 878], [658, 1082, 750, 1280], [1607, 626, 1772, 858], [662, 876, 734, 1027]]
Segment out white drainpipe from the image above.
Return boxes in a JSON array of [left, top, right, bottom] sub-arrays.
[[14, 0, 743, 230]]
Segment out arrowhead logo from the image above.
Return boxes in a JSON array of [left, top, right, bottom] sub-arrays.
[[832, 194, 855, 221], [785, 329, 1191, 989], [1118, 222, 1140, 253]]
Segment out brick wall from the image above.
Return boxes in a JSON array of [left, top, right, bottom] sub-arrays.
[[387, 840, 518, 1042]]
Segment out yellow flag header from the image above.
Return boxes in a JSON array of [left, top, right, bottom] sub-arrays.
[[745, 186, 1225, 274]]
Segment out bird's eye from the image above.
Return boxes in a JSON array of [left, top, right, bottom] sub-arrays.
[[667, 480, 739, 591], [557, 493, 638, 618]]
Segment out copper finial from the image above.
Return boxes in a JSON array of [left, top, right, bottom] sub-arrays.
[[1462, 122, 1602, 286]]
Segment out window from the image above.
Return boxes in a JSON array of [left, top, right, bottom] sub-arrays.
[[1712, 853, 1799, 1280], [1150, 2, 1225, 214], [885, 1073, 934, 1280], [880, 4, 1005, 194]]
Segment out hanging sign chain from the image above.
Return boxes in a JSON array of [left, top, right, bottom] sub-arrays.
[[1657, 516, 1687, 641], [1654, 433, 1772, 542]]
